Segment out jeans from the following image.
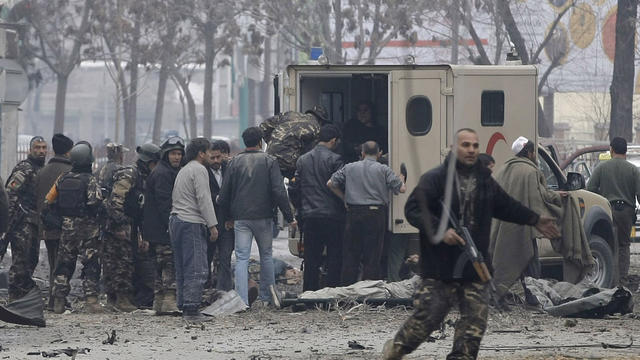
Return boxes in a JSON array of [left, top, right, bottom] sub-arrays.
[[169, 215, 209, 310], [234, 218, 274, 305]]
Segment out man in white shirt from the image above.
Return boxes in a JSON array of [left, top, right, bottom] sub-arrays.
[[170, 138, 218, 322]]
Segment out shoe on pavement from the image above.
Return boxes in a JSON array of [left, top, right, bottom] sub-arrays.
[[53, 297, 66, 314], [153, 291, 164, 314], [382, 339, 404, 360], [114, 293, 138, 312], [159, 290, 180, 315], [84, 296, 103, 313], [182, 307, 212, 323]]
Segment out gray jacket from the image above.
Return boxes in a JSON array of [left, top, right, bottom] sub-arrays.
[[218, 150, 294, 222]]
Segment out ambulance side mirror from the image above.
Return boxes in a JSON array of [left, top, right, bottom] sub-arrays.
[[566, 172, 585, 191]]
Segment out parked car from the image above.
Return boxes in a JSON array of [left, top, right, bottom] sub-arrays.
[[559, 145, 640, 243]]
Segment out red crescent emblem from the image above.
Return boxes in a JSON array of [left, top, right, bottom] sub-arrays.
[[486, 132, 506, 155]]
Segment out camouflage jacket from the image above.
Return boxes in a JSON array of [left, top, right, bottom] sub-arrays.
[[46, 170, 103, 218], [5, 156, 44, 224], [105, 162, 148, 226], [96, 160, 122, 196], [260, 111, 321, 176]]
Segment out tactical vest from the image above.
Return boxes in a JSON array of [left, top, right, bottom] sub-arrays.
[[56, 172, 91, 217], [123, 169, 144, 221]]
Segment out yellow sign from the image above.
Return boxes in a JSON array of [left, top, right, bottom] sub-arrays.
[[599, 152, 611, 161], [570, 3, 596, 49]]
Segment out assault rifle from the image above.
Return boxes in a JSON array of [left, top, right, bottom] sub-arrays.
[[441, 201, 498, 305], [0, 204, 28, 262]]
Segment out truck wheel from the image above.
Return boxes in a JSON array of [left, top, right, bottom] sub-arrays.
[[583, 235, 615, 288]]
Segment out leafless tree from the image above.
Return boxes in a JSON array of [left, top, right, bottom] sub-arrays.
[[609, 0, 638, 142], [22, 0, 95, 134]]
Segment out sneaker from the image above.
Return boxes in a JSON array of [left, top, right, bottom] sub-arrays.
[[382, 339, 404, 360]]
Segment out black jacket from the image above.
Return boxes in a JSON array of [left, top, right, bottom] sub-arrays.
[[34, 155, 72, 239], [207, 161, 227, 227], [218, 150, 294, 223], [293, 145, 344, 220], [144, 160, 179, 245], [405, 155, 539, 282]]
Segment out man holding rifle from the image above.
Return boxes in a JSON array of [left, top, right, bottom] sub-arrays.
[[382, 129, 560, 360]]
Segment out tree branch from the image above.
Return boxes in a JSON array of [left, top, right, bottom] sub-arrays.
[[497, 0, 530, 64], [531, 0, 574, 64], [461, 8, 492, 65], [538, 58, 560, 94]]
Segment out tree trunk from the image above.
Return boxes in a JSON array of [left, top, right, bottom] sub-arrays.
[[538, 101, 553, 137], [153, 63, 170, 144], [203, 20, 216, 139], [609, 0, 638, 142], [451, 0, 460, 64], [173, 71, 198, 138], [261, 35, 272, 119], [248, 78, 256, 126], [53, 73, 69, 134], [113, 57, 130, 146], [497, 0, 530, 65], [126, 16, 141, 150], [333, 0, 343, 64]]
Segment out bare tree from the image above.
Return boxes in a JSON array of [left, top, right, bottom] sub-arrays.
[[256, 0, 430, 65], [23, 0, 95, 134], [609, 0, 638, 142], [178, 0, 241, 139]]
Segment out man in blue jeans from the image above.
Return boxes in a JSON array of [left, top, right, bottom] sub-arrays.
[[218, 127, 297, 306], [170, 138, 218, 322]]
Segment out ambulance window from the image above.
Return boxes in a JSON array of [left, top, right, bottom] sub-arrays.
[[406, 96, 432, 136], [481, 91, 504, 126]]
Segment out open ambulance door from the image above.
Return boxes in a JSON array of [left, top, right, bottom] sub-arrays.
[[390, 70, 446, 234]]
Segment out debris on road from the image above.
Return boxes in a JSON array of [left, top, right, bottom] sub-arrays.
[[102, 330, 117, 345], [26, 347, 90, 358]]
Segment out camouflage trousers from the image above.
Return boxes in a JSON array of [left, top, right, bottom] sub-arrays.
[[52, 217, 101, 298], [390, 278, 488, 360], [8, 221, 39, 300], [102, 225, 134, 296], [152, 244, 176, 295]]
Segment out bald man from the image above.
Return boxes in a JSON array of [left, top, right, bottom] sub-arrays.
[[328, 141, 406, 285]]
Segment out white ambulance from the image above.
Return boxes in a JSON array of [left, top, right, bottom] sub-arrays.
[[281, 64, 616, 288]]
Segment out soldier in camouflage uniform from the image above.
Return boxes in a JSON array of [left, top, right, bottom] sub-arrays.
[[4, 136, 47, 301], [382, 129, 559, 360], [45, 143, 103, 313], [103, 143, 161, 312], [96, 143, 127, 195], [144, 137, 184, 315], [259, 105, 327, 179]]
